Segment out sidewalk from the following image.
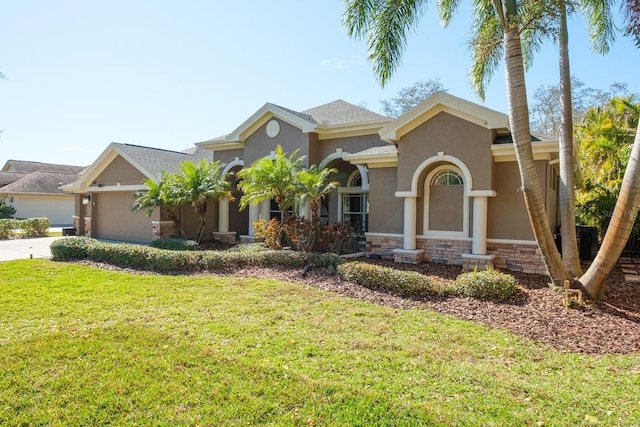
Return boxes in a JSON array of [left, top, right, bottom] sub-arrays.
[[0, 236, 66, 262]]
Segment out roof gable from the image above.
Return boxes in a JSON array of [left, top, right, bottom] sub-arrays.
[[379, 92, 510, 143], [196, 100, 391, 149], [64, 143, 212, 192]]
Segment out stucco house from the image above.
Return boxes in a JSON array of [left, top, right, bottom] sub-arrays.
[[1, 160, 85, 226], [63, 143, 213, 243], [66, 92, 559, 274]]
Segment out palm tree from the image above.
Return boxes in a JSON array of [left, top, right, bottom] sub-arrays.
[[296, 165, 339, 226], [167, 160, 234, 244], [237, 145, 305, 220], [131, 174, 186, 238]]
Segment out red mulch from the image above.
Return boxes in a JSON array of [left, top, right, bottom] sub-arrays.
[[75, 251, 640, 355]]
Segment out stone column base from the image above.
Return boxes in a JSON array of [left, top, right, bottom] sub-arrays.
[[393, 248, 425, 264], [212, 231, 237, 245], [461, 253, 495, 271]]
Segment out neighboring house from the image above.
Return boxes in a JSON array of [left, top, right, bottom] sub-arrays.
[[63, 143, 212, 243], [0, 160, 85, 225], [66, 93, 559, 274]]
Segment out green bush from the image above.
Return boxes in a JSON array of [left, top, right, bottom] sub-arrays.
[[50, 238, 344, 273], [337, 261, 447, 298], [150, 238, 200, 251], [0, 200, 16, 219], [454, 267, 520, 301], [0, 219, 17, 239], [19, 218, 50, 237], [50, 237, 97, 260]]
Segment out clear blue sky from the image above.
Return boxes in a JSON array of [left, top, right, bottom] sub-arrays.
[[1, 1, 639, 167]]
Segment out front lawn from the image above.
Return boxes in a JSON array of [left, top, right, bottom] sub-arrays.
[[1, 259, 638, 426]]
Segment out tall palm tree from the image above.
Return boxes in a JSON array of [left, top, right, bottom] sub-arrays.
[[167, 160, 233, 244], [237, 145, 305, 220], [131, 174, 186, 238]]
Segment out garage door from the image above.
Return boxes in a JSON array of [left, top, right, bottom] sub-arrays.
[[95, 192, 153, 243]]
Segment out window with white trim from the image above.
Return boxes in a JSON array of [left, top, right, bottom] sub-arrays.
[[340, 171, 368, 234]]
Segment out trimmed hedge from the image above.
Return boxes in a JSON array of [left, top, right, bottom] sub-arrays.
[[337, 261, 447, 298], [454, 268, 520, 300], [50, 238, 519, 301], [0, 217, 50, 239], [0, 219, 17, 239], [150, 238, 200, 251], [338, 262, 520, 301], [50, 238, 344, 272]]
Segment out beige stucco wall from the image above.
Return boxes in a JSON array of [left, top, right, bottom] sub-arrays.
[[488, 160, 548, 240], [310, 134, 388, 167], [213, 148, 244, 166], [396, 112, 494, 193], [368, 167, 403, 234], [243, 119, 309, 166], [94, 155, 147, 186], [428, 186, 464, 231]]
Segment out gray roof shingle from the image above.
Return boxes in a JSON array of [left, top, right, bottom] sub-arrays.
[[114, 143, 213, 179], [1, 171, 80, 194], [2, 160, 85, 174], [301, 100, 389, 126], [0, 171, 27, 187]]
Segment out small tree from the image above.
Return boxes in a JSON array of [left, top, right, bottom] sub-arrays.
[[131, 174, 186, 238], [0, 199, 16, 219], [238, 145, 304, 220], [166, 160, 234, 244]]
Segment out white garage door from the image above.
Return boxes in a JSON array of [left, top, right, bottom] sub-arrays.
[[95, 192, 152, 243]]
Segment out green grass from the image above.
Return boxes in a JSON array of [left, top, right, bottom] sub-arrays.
[[1, 260, 638, 426]]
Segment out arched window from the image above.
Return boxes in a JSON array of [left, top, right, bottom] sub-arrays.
[[341, 171, 368, 234], [431, 169, 463, 187], [424, 166, 467, 236]]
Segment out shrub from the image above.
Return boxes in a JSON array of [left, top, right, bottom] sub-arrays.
[[253, 218, 283, 249], [454, 267, 520, 301], [19, 218, 50, 237], [150, 238, 200, 251], [50, 237, 97, 260], [321, 222, 354, 255], [0, 219, 17, 239], [337, 261, 446, 298], [49, 238, 343, 273], [0, 200, 16, 219]]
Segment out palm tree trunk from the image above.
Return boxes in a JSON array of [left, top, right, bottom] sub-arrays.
[[580, 123, 640, 299], [558, 3, 582, 276], [166, 209, 186, 239], [504, 29, 570, 283]]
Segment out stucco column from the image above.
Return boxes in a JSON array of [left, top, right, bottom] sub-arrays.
[[248, 203, 259, 236], [218, 198, 229, 233], [259, 200, 270, 222], [403, 196, 417, 250], [301, 201, 312, 219], [472, 196, 488, 254]]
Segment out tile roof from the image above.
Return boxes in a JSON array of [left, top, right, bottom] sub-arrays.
[[301, 100, 389, 126], [2, 160, 85, 174], [1, 171, 80, 194], [114, 143, 213, 179]]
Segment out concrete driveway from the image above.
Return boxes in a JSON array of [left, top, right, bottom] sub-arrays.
[[0, 236, 66, 262]]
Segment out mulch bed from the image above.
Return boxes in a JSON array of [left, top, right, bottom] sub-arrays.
[[74, 253, 640, 355]]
